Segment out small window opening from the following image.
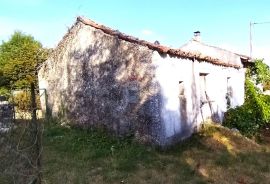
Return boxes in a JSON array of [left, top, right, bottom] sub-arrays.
[[226, 77, 232, 109], [179, 81, 184, 96], [199, 73, 208, 76], [199, 73, 209, 103]]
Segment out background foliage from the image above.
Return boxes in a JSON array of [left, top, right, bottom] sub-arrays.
[[247, 59, 270, 90], [13, 91, 41, 111], [224, 60, 270, 136], [0, 31, 48, 93]]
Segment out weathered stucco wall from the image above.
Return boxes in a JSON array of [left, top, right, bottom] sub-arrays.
[[39, 22, 246, 146], [152, 52, 245, 145]]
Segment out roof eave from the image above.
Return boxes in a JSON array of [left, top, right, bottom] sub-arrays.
[[76, 16, 242, 69]]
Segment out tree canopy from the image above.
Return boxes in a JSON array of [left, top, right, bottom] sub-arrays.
[[0, 31, 48, 92]]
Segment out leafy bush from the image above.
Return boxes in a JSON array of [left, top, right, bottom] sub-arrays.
[[224, 79, 270, 136], [247, 59, 270, 90], [263, 81, 270, 91], [13, 91, 41, 111], [0, 87, 11, 98], [224, 105, 260, 136]]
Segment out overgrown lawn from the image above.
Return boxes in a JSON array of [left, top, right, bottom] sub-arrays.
[[1, 122, 269, 183], [42, 123, 270, 184]]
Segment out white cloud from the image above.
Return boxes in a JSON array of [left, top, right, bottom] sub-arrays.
[[138, 29, 166, 45], [141, 29, 153, 36]]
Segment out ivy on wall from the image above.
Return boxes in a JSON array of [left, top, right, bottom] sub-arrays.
[[224, 60, 270, 136]]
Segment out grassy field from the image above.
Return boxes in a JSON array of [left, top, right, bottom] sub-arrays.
[[1, 122, 270, 184]]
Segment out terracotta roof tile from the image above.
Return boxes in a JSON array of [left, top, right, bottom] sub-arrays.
[[77, 16, 245, 69]]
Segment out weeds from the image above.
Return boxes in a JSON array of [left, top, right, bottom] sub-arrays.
[[2, 122, 270, 184]]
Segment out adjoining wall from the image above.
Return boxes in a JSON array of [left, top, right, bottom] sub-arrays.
[[152, 52, 245, 145]]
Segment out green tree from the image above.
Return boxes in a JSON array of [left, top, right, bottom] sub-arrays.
[[0, 31, 48, 91], [247, 59, 270, 90]]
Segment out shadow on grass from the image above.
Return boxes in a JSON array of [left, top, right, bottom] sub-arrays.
[[42, 123, 212, 184], [162, 125, 270, 184], [4, 122, 268, 184]]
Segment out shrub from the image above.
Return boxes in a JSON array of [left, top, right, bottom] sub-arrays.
[[247, 59, 270, 88], [223, 105, 260, 136], [223, 79, 270, 136], [0, 87, 11, 98], [13, 91, 41, 111]]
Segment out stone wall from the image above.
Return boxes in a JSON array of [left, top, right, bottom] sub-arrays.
[[39, 22, 163, 144], [0, 101, 14, 130]]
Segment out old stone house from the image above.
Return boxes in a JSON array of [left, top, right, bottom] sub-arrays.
[[38, 17, 251, 146]]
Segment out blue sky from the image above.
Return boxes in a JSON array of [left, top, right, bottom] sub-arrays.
[[1, 0, 270, 63]]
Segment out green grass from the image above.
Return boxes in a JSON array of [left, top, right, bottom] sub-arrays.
[[41, 123, 270, 184], [1, 122, 270, 184]]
